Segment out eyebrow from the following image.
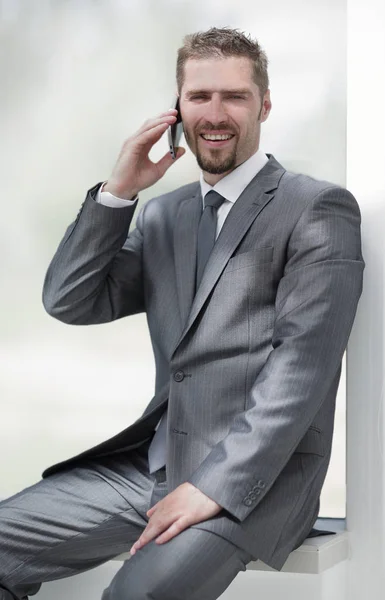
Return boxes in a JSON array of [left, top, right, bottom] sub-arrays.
[[185, 89, 251, 98]]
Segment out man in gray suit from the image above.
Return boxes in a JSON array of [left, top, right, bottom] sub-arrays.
[[0, 27, 364, 600]]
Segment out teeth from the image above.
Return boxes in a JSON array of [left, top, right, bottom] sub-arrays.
[[202, 134, 233, 141]]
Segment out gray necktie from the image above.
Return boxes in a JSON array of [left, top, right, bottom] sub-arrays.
[[195, 190, 226, 290], [147, 190, 226, 474]]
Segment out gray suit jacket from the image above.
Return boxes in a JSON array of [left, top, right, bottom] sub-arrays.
[[41, 154, 364, 570]]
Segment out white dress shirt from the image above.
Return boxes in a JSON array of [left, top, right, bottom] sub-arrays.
[[96, 148, 268, 241], [95, 148, 269, 430]]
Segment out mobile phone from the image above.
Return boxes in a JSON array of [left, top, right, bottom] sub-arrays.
[[167, 95, 183, 160]]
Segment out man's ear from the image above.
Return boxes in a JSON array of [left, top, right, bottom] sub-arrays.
[[260, 90, 272, 123]]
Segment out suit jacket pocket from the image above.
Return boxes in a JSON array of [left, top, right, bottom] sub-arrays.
[[292, 426, 326, 457], [225, 246, 274, 273]]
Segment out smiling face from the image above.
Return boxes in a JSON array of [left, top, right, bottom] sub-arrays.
[[179, 56, 272, 185]]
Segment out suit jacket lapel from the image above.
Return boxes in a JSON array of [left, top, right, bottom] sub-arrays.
[[171, 154, 286, 360], [173, 182, 202, 331]]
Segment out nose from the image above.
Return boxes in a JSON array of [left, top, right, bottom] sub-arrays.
[[204, 94, 228, 123]]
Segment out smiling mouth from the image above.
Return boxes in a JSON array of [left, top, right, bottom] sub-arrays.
[[199, 134, 235, 147]]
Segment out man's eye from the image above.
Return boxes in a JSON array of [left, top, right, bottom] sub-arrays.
[[190, 95, 245, 100]]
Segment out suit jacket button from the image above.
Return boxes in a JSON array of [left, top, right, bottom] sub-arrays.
[[244, 498, 253, 506], [173, 371, 185, 382]]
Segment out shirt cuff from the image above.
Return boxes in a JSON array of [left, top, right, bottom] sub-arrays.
[[96, 181, 139, 207]]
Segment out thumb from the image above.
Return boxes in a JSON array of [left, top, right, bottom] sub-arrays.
[[155, 147, 186, 176], [174, 146, 186, 160]]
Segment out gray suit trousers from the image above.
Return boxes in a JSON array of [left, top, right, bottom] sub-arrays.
[[0, 437, 254, 600]]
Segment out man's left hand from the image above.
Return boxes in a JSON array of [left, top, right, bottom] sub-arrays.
[[129, 482, 223, 555]]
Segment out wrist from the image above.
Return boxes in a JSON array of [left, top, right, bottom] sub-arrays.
[[102, 181, 138, 201]]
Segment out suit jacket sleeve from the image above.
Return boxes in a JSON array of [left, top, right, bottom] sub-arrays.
[[187, 185, 365, 523], [42, 181, 145, 324]]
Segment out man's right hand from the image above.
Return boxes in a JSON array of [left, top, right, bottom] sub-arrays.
[[103, 109, 186, 200]]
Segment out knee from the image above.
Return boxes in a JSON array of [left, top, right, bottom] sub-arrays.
[[0, 583, 16, 600], [103, 562, 182, 600], [0, 580, 42, 600]]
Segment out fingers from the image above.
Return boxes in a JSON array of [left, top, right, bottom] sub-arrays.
[[139, 121, 172, 148], [147, 505, 157, 517], [136, 111, 177, 138], [132, 114, 176, 152], [157, 514, 191, 544], [130, 515, 188, 555]]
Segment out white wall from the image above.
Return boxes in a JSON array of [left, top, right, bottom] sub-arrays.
[[345, 0, 385, 597]]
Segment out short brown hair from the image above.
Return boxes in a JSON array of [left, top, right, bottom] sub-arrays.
[[176, 26, 269, 100]]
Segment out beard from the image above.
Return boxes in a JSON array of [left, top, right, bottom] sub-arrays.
[[196, 142, 237, 174], [184, 127, 238, 174]]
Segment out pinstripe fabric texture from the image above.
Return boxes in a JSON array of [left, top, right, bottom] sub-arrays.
[[147, 190, 227, 473], [40, 154, 364, 571], [0, 437, 253, 599]]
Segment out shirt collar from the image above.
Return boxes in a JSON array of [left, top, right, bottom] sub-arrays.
[[199, 148, 269, 205]]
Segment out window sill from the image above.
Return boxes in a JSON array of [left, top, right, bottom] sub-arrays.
[[249, 530, 349, 574]]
